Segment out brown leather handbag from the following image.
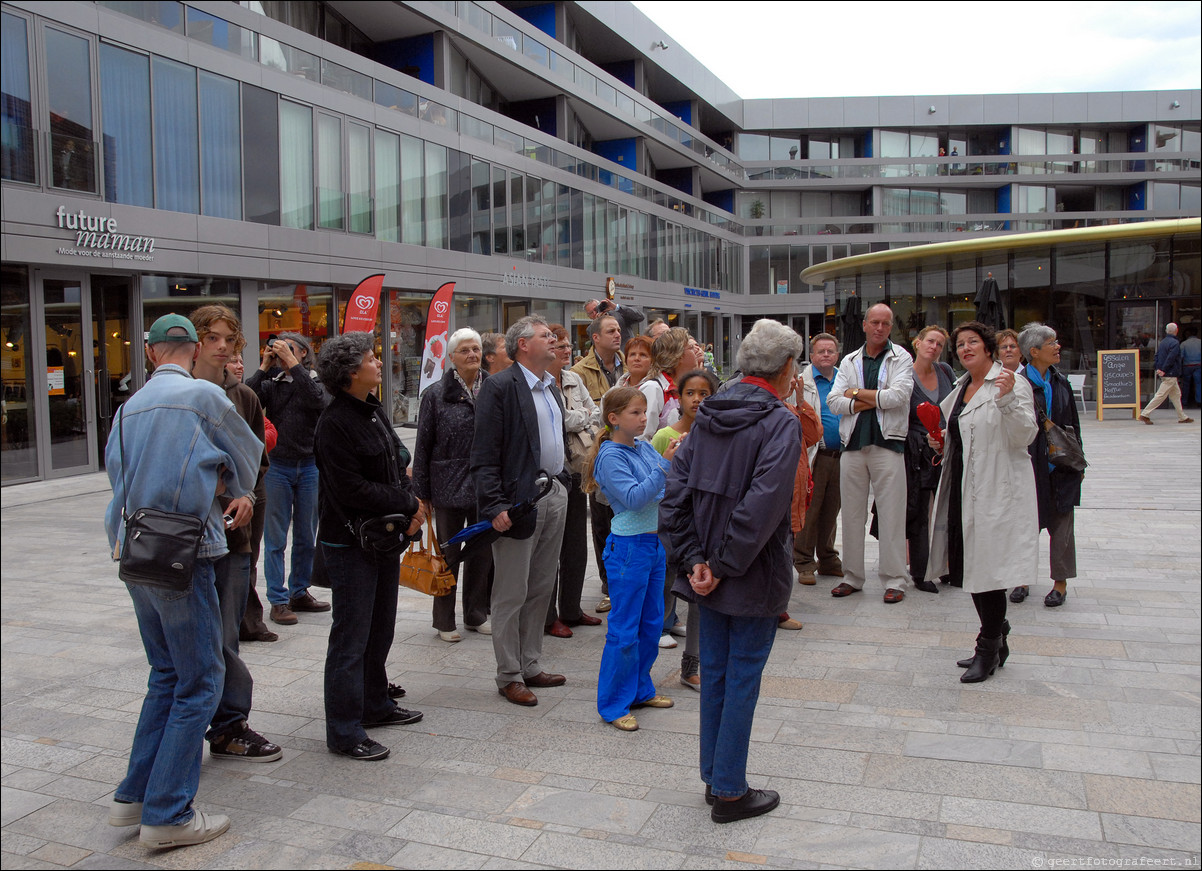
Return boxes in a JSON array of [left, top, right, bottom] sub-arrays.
[[398, 514, 456, 596]]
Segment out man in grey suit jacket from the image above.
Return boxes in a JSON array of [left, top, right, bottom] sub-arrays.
[[470, 317, 570, 706]]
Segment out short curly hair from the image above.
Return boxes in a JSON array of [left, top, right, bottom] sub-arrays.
[[737, 319, 803, 378], [317, 332, 374, 391], [951, 321, 998, 357]]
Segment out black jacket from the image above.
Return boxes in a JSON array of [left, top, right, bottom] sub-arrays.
[[246, 364, 329, 462], [1025, 366, 1084, 527], [313, 391, 419, 547], [470, 363, 570, 540], [413, 367, 483, 510]]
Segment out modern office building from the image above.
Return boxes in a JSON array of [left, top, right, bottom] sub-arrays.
[[2, 0, 1199, 483]]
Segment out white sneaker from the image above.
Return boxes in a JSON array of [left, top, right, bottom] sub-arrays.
[[139, 811, 230, 849], [658, 634, 678, 649], [438, 630, 463, 643], [108, 798, 141, 827], [466, 622, 492, 635]]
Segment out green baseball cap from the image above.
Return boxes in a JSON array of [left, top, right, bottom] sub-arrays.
[[147, 314, 198, 344]]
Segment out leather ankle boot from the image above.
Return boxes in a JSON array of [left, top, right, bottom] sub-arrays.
[[960, 635, 1002, 683], [957, 634, 983, 669], [958, 620, 1012, 669]]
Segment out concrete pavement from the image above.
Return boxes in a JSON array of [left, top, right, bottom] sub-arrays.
[[1, 412, 1199, 869]]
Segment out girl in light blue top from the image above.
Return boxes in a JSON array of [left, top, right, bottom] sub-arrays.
[[582, 387, 680, 731]]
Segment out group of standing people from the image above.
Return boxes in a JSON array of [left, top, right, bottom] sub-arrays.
[[105, 293, 1094, 844]]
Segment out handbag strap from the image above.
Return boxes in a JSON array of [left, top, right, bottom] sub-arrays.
[[426, 514, 445, 560]]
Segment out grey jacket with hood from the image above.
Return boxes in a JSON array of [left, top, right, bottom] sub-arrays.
[[659, 380, 801, 618]]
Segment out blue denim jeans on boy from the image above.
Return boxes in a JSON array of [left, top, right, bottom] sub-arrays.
[[263, 458, 318, 605], [597, 533, 664, 722], [116, 559, 225, 826], [698, 605, 777, 799], [322, 544, 399, 752], [208, 551, 253, 738]]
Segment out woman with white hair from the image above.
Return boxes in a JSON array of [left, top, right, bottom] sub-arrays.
[[414, 328, 493, 641], [660, 318, 803, 823], [1006, 322, 1083, 608]]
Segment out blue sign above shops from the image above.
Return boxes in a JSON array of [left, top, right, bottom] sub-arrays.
[[684, 287, 720, 299]]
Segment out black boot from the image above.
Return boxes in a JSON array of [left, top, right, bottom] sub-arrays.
[[960, 635, 1002, 683], [959, 620, 1011, 669], [956, 633, 983, 669]]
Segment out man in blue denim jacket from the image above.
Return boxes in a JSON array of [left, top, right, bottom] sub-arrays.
[[104, 314, 262, 849]]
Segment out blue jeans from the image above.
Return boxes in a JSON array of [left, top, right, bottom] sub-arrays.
[[322, 544, 399, 751], [116, 559, 225, 827], [698, 606, 777, 799], [208, 551, 253, 737], [597, 534, 664, 722], [264, 458, 318, 605]]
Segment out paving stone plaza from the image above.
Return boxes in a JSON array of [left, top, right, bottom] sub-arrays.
[[1, 410, 1199, 869]]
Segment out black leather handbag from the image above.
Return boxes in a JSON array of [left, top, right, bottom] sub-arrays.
[[116, 410, 205, 591], [1037, 405, 1088, 473]]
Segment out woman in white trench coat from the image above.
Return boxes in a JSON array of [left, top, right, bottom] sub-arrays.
[[925, 321, 1039, 683]]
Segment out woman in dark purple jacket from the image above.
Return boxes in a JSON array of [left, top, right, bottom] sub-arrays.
[[660, 319, 803, 825]]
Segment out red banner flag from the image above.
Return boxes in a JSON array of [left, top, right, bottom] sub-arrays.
[[342, 273, 386, 333], [418, 281, 456, 396]]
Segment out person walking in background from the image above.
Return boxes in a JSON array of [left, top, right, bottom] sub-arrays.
[[585, 298, 645, 347], [247, 332, 331, 625], [1139, 323, 1194, 425], [584, 387, 677, 731], [413, 328, 493, 643]]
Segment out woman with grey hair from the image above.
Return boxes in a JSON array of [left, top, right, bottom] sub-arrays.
[[1006, 322, 1083, 608], [659, 318, 803, 823], [414, 328, 493, 642], [314, 333, 425, 761]]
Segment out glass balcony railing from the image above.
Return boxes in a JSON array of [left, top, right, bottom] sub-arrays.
[[745, 154, 1200, 182]]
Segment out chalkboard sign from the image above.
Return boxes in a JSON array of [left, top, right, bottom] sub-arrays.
[[1097, 350, 1141, 420]]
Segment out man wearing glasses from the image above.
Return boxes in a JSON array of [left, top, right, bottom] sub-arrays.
[[471, 317, 571, 706]]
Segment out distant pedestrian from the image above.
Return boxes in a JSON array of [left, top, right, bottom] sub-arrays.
[[1139, 323, 1194, 424]]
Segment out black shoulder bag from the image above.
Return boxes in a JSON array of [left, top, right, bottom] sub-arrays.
[[116, 408, 206, 590], [1036, 403, 1088, 473]]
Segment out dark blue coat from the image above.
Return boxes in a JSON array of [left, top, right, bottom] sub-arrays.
[[413, 366, 483, 510], [660, 381, 801, 618]]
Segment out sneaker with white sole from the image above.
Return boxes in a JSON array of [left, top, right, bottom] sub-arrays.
[[208, 721, 283, 762], [108, 798, 142, 827], [465, 621, 492, 635], [139, 811, 230, 849], [658, 633, 677, 649]]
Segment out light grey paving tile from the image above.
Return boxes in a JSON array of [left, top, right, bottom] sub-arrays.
[[754, 818, 921, 867], [518, 830, 685, 869], [940, 796, 1102, 840], [916, 837, 1050, 869], [0, 789, 57, 828], [289, 794, 409, 834], [503, 785, 658, 835], [0, 830, 47, 856], [406, 772, 534, 814], [1149, 752, 1202, 785], [1100, 814, 1202, 851], [1041, 744, 1154, 778], [386, 840, 490, 869], [904, 732, 1043, 768], [865, 756, 1089, 808], [386, 809, 540, 859], [0, 739, 96, 775]]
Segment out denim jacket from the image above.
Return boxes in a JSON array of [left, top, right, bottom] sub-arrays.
[[105, 364, 263, 560]]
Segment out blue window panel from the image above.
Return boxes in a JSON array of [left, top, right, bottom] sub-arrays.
[[513, 3, 556, 38], [2, 12, 36, 182], [152, 56, 199, 213], [100, 44, 152, 207], [199, 71, 240, 219], [377, 34, 434, 85]]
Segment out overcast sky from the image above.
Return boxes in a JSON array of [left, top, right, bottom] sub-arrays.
[[631, 1, 1202, 99]]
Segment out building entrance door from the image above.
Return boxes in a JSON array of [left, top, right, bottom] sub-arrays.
[[33, 270, 97, 478]]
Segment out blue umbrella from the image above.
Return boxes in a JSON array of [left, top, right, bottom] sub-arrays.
[[440, 472, 555, 568]]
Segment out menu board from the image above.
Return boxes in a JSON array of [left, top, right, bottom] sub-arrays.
[[1097, 350, 1140, 420]]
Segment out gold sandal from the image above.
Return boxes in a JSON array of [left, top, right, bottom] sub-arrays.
[[633, 695, 674, 709], [609, 714, 639, 731]]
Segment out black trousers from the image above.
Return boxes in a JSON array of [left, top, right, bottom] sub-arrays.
[[589, 493, 614, 595], [432, 504, 493, 631], [547, 475, 587, 625]]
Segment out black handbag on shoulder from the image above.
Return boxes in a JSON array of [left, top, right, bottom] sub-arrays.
[[116, 411, 205, 591], [1037, 405, 1087, 473]]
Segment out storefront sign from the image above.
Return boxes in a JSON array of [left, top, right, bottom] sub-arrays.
[[1097, 350, 1140, 421], [684, 287, 720, 299], [501, 268, 549, 289], [53, 206, 156, 262], [418, 282, 456, 396], [343, 274, 384, 333]]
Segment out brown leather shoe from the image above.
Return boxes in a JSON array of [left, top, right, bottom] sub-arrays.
[[524, 672, 566, 688], [1140, 415, 1153, 425], [289, 591, 331, 612], [565, 613, 602, 627], [544, 620, 573, 638], [1180, 417, 1195, 424], [269, 604, 298, 625], [498, 682, 537, 706], [883, 588, 905, 604], [830, 583, 859, 598]]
